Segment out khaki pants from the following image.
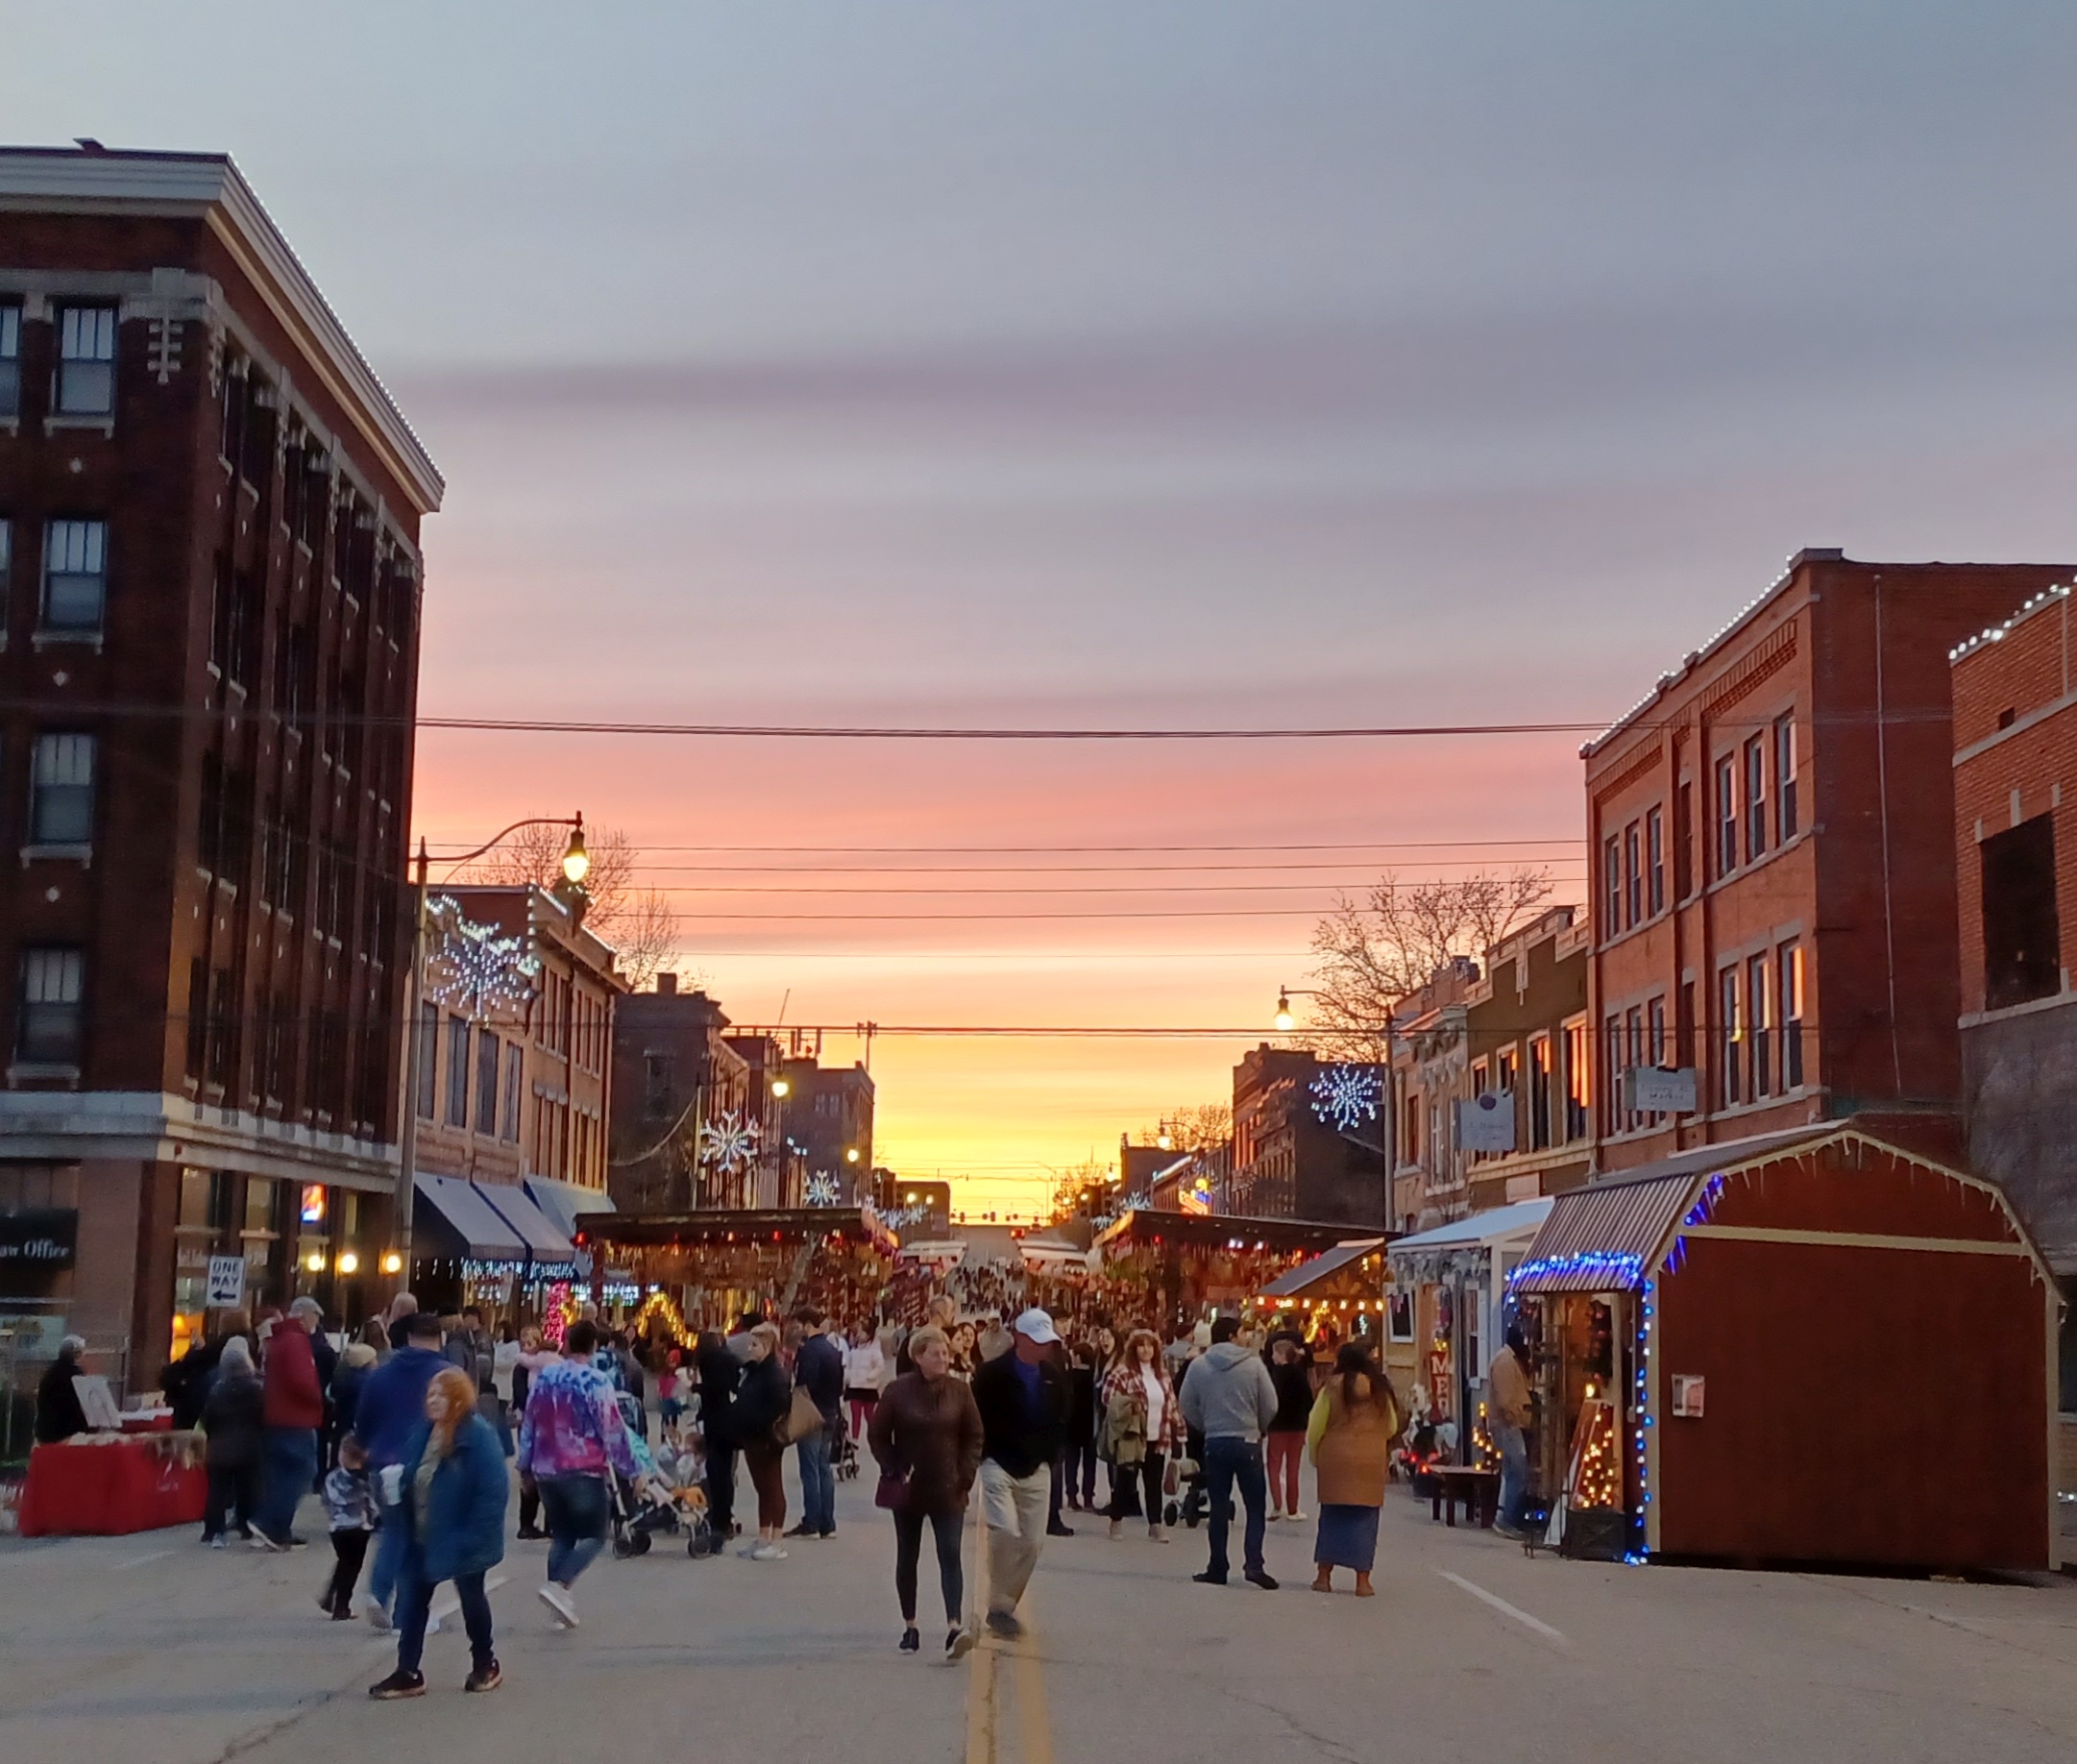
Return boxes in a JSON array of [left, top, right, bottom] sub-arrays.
[[978, 1459, 1051, 1617]]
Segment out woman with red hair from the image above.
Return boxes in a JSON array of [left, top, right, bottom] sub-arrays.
[[1099, 1330, 1183, 1541], [368, 1365, 509, 1700]]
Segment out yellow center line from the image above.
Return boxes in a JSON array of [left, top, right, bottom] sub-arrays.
[[963, 1490, 1055, 1764]]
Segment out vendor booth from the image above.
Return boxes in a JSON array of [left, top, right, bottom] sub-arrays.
[[1253, 1237, 1387, 1347], [1385, 1199, 1552, 1458], [1507, 1125, 2059, 1571], [1091, 1211, 1356, 1335]]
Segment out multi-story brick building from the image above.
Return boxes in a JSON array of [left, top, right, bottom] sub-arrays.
[[777, 1054, 874, 1207], [1584, 549, 2069, 1175], [608, 974, 750, 1213], [1231, 1043, 1388, 1229], [0, 148, 440, 1385], [1948, 582, 2077, 1409], [1389, 957, 1480, 1230]]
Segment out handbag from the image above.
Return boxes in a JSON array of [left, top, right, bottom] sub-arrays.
[[776, 1384, 823, 1447], [874, 1467, 914, 1511]]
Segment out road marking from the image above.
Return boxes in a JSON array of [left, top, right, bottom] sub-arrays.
[[112, 1548, 175, 1570], [1014, 1633, 1054, 1764], [1436, 1569, 1566, 1644]]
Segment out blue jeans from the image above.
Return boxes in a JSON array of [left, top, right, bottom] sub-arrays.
[[797, 1425, 836, 1533], [1496, 1423, 1528, 1531], [257, 1426, 317, 1542], [395, 1567, 494, 1676], [1203, 1436, 1267, 1579], [538, 1471, 609, 1586], [368, 1495, 407, 1613]]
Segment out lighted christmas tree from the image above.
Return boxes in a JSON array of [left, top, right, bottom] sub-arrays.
[[1567, 1395, 1622, 1509]]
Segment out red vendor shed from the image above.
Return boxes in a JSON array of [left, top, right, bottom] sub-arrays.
[[1510, 1125, 2059, 1572]]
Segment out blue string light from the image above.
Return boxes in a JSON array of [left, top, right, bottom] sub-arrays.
[[1505, 1248, 1645, 1289]]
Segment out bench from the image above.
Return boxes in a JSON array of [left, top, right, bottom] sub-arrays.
[[1428, 1464, 1501, 1529]]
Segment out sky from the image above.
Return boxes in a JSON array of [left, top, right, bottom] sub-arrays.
[[12, 3, 2077, 1212]]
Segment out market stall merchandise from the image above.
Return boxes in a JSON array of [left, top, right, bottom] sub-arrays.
[[17, 1431, 206, 1537], [1089, 1210, 1354, 1335], [1507, 1125, 2059, 1571]]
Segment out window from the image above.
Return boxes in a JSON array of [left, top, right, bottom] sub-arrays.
[[1602, 835, 1622, 939], [1562, 1021, 1588, 1140], [57, 306, 117, 416], [1402, 1092, 1420, 1164], [1774, 714, 1798, 842], [476, 1030, 501, 1134], [1719, 968, 1742, 1107], [1715, 756, 1737, 877], [502, 1042, 524, 1142], [1624, 821, 1642, 928], [1528, 1034, 1552, 1150], [1387, 1292, 1414, 1344], [42, 519, 108, 633], [1649, 995, 1667, 1068], [17, 946, 84, 1066], [0, 519, 10, 636], [1677, 980, 1696, 1070], [1674, 781, 1694, 900], [0, 304, 19, 417], [1745, 735, 1769, 863], [30, 733, 95, 845], [1982, 816, 2061, 1011], [1604, 1014, 1625, 1133], [445, 1015, 471, 1127], [1778, 942, 1804, 1088], [1747, 953, 1772, 1097], [1646, 805, 1665, 918]]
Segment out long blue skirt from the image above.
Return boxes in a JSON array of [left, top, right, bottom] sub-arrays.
[[1314, 1503, 1381, 1571]]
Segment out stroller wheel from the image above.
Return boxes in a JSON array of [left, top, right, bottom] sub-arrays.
[[612, 1532, 638, 1558], [630, 1531, 652, 1556]]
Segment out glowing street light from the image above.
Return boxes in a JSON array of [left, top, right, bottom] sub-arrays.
[[336, 1251, 360, 1275], [559, 819, 590, 886], [1274, 989, 1296, 1033]]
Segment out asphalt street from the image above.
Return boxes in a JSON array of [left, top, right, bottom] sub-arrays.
[[3, 1460, 2074, 1764]]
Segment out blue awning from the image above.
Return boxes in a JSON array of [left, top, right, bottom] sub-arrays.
[[413, 1172, 526, 1262], [476, 1182, 576, 1272], [525, 1177, 613, 1239]]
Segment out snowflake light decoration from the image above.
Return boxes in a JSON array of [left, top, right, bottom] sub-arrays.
[[424, 894, 540, 1021], [1310, 1063, 1383, 1131], [804, 1173, 843, 1208], [697, 1110, 762, 1176]]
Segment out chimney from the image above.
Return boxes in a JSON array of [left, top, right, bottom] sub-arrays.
[[655, 971, 677, 996]]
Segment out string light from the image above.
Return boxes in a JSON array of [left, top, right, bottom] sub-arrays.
[[424, 894, 540, 1020], [1309, 1064, 1383, 1131], [1507, 1248, 1645, 1290]]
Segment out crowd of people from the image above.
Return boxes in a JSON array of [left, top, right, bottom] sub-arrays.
[[135, 1270, 1414, 1700]]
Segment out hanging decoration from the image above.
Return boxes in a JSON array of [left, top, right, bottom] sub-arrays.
[[1309, 1064, 1383, 1132], [424, 894, 540, 1021], [542, 1281, 574, 1348], [804, 1173, 843, 1208], [697, 1110, 762, 1176]]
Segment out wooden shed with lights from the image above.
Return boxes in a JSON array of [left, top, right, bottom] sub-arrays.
[[1506, 1125, 2059, 1571]]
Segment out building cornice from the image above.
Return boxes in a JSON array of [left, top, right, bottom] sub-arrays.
[[0, 1089, 399, 1187]]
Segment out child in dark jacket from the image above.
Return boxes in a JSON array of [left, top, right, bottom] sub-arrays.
[[321, 1434, 379, 1619]]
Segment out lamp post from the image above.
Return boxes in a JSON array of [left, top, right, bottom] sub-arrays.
[[392, 813, 589, 1303], [1275, 986, 1400, 1239]]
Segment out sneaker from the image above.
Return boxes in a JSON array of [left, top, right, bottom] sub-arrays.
[[1286, 1508, 1307, 1523], [984, 1609, 1023, 1639], [537, 1582, 578, 1629], [1148, 1526, 1169, 1543], [1047, 1522, 1075, 1538], [947, 1625, 976, 1662], [1268, 1508, 1284, 1523], [330, 1605, 355, 1622], [817, 1529, 836, 1539], [1191, 1570, 1228, 1586], [736, 1541, 761, 1559], [368, 1670, 426, 1701], [749, 1542, 789, 1561], [899, 1627, 921, 1654], [359, 1594, 391, 1632], [285, 1533, 309, 1551], [783, 1523, 817, 1538], [249, 1532, 284, 1553], [1245, 1566, 1280, 1591], [515, 1526, 547, 1541], [464, 1661, 502, 1694], [208, 1536, 228, 1551]]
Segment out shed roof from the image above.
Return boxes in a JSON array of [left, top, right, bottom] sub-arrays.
[[1389, 1197, 1553, 1255], [1259, 1237, 1385, 1298]]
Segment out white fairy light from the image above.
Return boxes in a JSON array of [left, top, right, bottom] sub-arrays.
[[423, 894, 540, 1021]]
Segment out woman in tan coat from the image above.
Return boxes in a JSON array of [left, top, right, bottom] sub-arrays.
[[1307, 1342, 1401, 1596]]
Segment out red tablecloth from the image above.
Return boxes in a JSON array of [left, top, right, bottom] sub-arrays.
[[17, 1435, 207, 1537]]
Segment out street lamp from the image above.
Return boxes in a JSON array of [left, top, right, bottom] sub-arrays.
[[844, 1147, 862, 1164], [1273, 984, 1400, 1237], [770, 1077, 791, 1099], [394, 812, 587, 1303]]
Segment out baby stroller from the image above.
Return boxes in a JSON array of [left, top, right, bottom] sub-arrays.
[[834, 1414, 862, 1483], [609, 1393, 690, 1558]]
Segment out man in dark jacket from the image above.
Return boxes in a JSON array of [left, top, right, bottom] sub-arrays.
[[789, 1308, 845, 1539], [968, 1309, 1070, 1638], [255, 1297, 325, 1549], [351, 1313, 448, 1628], [34, 1335, 91, 1442], [693, 1330, 741, 1541]]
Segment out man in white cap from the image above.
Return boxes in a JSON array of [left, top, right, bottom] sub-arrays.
[[967, 1308, 1071, 1638]]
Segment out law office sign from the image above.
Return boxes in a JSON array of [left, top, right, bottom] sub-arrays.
[[0, 1209, 78, 1271]]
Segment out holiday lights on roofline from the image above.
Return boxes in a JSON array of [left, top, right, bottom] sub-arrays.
[[1949, 583, 2072, 664]]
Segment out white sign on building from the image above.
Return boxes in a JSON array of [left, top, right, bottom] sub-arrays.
[[1456, 1092, 1516, 1155], [1623, 1066, 1698, 1115]]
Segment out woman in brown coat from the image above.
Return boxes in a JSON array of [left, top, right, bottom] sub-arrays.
[[1307, 1342, 1401, 1596], [868, 1324, 984, 1660]]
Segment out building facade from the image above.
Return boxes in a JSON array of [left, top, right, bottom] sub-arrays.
[[1584, 550, 2069, 1176], [0, 148, 440, 1386], [1231, 1043, 1388, 1229], [1948, 582, 2077, 1409], [607, 975, 748, 1213], [1389, 958, 1480, 1231], [778, 1054, 874, 1207]]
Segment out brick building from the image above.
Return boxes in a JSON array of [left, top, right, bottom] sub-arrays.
[[1389, 957, 1480, 1230], [1948, 582, 2077, 1409], [0, 148, 440, 1386], [1231, 1043, 1388, 1230], [777, 1053, 874, 1207], [1584, 549, 2069, 1176]]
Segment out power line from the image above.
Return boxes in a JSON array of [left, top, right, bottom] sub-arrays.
[[624, 855, 1582, 874], [602, 839, 1582, 855], [642, 878, 1583, 897]]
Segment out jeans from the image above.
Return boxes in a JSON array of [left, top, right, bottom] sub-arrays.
[[705, 1441, 737, 1535], [396, 1567, 494, 1676], [203, 1463, 258, 1539], [978, 1459, 1050, 1617], [1496, 1422, 1528, 1531], [538, 1471, 609, 1586], [1063, 1440, 1099, 1506], [257, 1426, 317, 1542], [1266, 1432, 1305, 1513], [1203, 1436, 1268, 1579], [369, 1495, 408, 1613], [893, 1507, 965, 1625], [797, 1425, 836, 1533]]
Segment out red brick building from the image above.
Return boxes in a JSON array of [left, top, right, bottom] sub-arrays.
[[1949, 581, 2077, 1412], [1584, 550, 2068, 1176], [609, 975, 751, 1213], [0, 148, 440, 1386]]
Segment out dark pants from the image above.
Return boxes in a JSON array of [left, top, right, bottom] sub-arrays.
[[1063, 1440, 1099, 1506], [396, 1567, 494, 1676], [203, 1463, 258, 1539], [518, 1474, 540, 1534], [1203, 1436, 1268, 1578], [893, 1507, 965, 1625], [326, 1529, 371, 1611], [706, 1440, 737, 1535], [744, 1443, 786, 1531], [1107, 1452, 1167, 1525], [538, 1471, 609, 1587], [257, 1426, 317, 1542]]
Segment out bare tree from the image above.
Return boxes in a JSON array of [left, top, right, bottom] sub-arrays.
[[1136, 1101, 1233, 1153], [462, 823, 681, 990], [1301, 868, 1557, 1059], [1049, 1156, 1116, 1223]]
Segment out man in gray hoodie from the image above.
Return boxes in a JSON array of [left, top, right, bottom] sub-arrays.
[[1178, 1316, 1280, 1589]]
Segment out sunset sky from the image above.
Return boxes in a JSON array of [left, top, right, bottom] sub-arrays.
[[13, 4, 2077, 1213]]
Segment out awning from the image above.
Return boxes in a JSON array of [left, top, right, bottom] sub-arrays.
[[1388, 1197, 1553, 1256], [1259, 1237, 1385, 1298], [476, 1182, 576, 1271], [413, 1171, 526, 1262], [525, 1177, 614, 1239]]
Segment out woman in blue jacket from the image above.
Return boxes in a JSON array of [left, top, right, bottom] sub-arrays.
[[369, 1366, 509, 1699]]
